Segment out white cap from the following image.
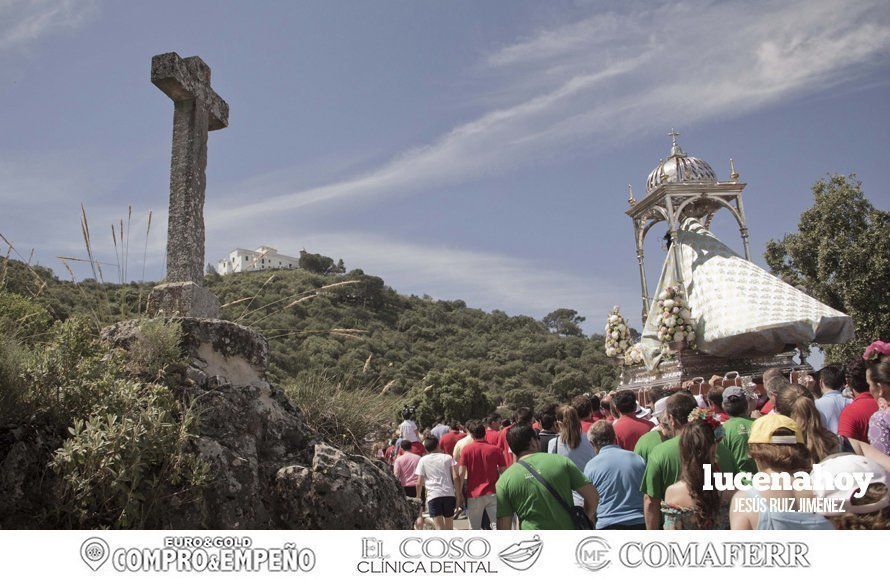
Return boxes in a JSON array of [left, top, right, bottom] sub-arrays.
[[813, 454, 889, 516], [653, 397, 668, 418], [635, 404, 652, 419]]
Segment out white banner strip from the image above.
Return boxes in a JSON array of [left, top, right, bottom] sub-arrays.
[[0, 529, 879, 576]]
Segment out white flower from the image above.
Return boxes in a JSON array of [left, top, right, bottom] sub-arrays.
[[664, 299, 675, 309]]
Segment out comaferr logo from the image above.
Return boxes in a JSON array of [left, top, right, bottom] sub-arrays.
[[576, 537, 611, 572], [618, 542, 810, 569]]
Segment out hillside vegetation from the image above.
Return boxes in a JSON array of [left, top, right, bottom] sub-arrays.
[[2, 258, 618, 420]]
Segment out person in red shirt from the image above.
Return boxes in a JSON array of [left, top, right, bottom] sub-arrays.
[[611, 390, 654, 451], [458, 421, 506, 529], [497, 408, 533, 467], [484, 415, 501, 445], [838, 359, 879, 442], [573, 394, 600, 433], [438, 423, 466, 456]]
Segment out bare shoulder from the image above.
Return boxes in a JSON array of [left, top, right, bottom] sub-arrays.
[[664, 481, 693, 509]]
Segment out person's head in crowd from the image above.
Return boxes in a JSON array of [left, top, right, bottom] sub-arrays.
[[401, 405, 415, 421], [506, 423, 539, 457], [587, 420, 616, 453], [815, 454, 890, 530], [589, 394, 601, 416], [422, 436, 440, 454], [776, 384, 838, 463], [613, 390, 638, 417], [722, 386, 749, 417], [399, 439, 413, 453], [818, 365, 845, 394], [555, 405, 583, 449], [571, 395, 593, 421], [536, 403, 558, 421], [485, 414, 501, 430], [678, 418, 722, 528], [846, 359, 870, 394], [599, 394, 612, 418], [501, 418, 512, 428], [468, 420, 486, 440], [747, 414, 811, 474], [448, 421, 461, 432], [514, 407, 534, 426], [539, 413, 557, 433], [866, 362, 890, 408], [765, 374, 789, 404], [707, 387, 724, 412], [663, 392, 700, 437]]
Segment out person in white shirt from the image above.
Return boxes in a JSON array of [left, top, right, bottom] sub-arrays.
[[399, 406, 420, 443], [414, 436, 462, 530]]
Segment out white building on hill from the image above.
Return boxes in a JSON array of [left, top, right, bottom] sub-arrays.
[[216, 246, 301, 275]]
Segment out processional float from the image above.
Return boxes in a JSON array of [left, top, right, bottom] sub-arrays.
[[608, 131, 853, 392]]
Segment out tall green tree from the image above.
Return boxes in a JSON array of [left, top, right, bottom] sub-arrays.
[[764, 174, 889, 362], [542, 308, 585, 337], [410, 369, 495, 426]]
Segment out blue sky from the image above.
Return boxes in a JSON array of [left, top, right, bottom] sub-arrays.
[[2, 0, 889, 339]]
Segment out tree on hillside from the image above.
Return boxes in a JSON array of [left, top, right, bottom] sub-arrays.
[[764, 174, 889, 362], [411, 369, 495, 426], [542, 308, 586, 337], [298, 250, 335, 275]]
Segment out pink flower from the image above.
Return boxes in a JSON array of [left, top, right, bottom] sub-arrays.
[[863, 340, 890, 361]]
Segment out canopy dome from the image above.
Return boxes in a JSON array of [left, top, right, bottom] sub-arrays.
[[646, 135, 718, 193]]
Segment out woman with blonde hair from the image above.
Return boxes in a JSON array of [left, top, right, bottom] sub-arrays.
[[776, 383, 847, 462]]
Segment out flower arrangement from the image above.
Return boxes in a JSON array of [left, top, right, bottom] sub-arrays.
[[863, 340, 890, 362], [623, 342, 644, 366], [687, 407, 725, 439], [604, 306, 631, 360], [655, 284, 696, 354]]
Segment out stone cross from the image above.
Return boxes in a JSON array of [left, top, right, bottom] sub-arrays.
[[147, 52, 228, 318]]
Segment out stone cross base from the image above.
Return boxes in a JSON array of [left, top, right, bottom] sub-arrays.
[[147, 281, 221, 318]]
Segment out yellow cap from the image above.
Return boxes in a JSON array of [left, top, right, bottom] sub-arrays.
[[748, 413, 803, 444]]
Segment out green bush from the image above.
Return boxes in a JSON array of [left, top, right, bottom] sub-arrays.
[[51, 381, 208, 528], [0, 292, 53, 342], [125, 318, 184, 380], [0, 309, 208, 529]]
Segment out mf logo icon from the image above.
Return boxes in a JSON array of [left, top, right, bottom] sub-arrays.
[[576, 537, 611, 572]]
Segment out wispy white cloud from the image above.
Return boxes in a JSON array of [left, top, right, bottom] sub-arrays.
[[0, 0, 98, 51], [210, 0, 890, 228]]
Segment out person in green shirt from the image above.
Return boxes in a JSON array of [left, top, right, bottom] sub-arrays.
[[634, 428, 666, 462], [719, 386, 757, 474], [495, 424, 598, 530], [640, 392, 739, 529]]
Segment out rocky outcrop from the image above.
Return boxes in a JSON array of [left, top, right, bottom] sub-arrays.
[[275, 444, 417, 530], [0, 425, 61, 528], [98, 317, 415, 530]]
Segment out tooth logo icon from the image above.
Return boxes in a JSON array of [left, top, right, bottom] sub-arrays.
[[80, 537, 110, 571], [498, 535, 543, 571]]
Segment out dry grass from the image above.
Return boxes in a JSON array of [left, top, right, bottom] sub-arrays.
[[282, 371, 402, 454]]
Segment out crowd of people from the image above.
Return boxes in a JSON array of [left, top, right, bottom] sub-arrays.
[[376, 340, 890, 530]]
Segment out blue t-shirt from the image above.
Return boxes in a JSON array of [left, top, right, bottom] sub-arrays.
[[583, 444, 646, 529]]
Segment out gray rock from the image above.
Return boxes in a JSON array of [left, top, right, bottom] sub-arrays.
[[274, 444, 416, 530]]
